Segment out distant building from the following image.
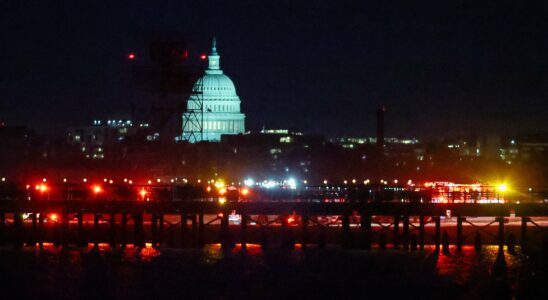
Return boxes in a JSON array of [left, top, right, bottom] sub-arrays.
[[442, 134, 500, 159], [331, 136, 419, 149], [500, 134, 548, 164], [181, 38, 246, 142], [66, 119, 138, 159]]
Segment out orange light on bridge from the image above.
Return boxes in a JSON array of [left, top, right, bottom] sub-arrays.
[[92, 185, 102, 194], [35, 184, 48, 193], [139, 188, 147, 198], [49, 213, 58, 221]]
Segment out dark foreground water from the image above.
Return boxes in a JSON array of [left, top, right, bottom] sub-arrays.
[[0, 244, 546, 299]]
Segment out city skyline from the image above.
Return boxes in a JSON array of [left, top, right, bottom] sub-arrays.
[[1, 1, 547, 139]]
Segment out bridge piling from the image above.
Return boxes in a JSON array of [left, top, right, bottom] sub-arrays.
[[38, 214, 44, 249], [260, 225, 269, 250], [442, 230, 450, 255], [220, 211, 232, 250], [456, 216, 464, 252], [198, 213, 204, 248], [317, 222, 326, 248], [521, 217, 528, 252], [158, 214, 164, 247], [31, 212, 38, 245], [121, 213, 127, 248], [280, 215, 294, 250], [109, 213, 116, 249], [191, 214, 198, 248], [93, 213, 100, 249], [360, 213, 371, 250], [393, 215, 400, 249], [241, 214, 247, 250], [402, 215, 410, 250], [419, 215, 425, 250], [474, 232, 482, 253], [151, 214, 158, 247], [341, 213, 351, 249], [134, 213, 144, 248], [497, 217, 505, 252], [61, 211, 69, 248], [300, 214, 308, 250], [0, 212, 5, 246], [434, 216, 441, 253], [410, 234, 417, 250], [77, 212, 85, 247], [180, 213, 187, 247], [13, 211, 23, 248]]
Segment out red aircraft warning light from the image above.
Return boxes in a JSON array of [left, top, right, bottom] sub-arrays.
[[199, 53, 207, 60], [128, 52, 136, 60]]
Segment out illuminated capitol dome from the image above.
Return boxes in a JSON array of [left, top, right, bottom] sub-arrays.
[[182, 38, 245, 142]]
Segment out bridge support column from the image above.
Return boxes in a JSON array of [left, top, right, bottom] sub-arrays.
[[521, 217, 529, 252], [77, 212, 85, 247], [281, 215, 294, 250], [300, 214, 308, 249], [341, 213, 351, 249], [419, 215, 425, 251], [158, 214, 164, 247], [180, 214, 187, 248], [198, 214, 204, 248], [133, 213, 144, 248], [13, 211, 23, 248], [497, 217, 505, 253], [221, 211, 233, 250], [151, 214, 158, 247], [109, 213, 116, 249], [0, 212, 5, 245], [456, 216, 464, 252], [434, 216, 441, 253], [61, 211, 69, 248], [38, 214, 44, 249], [93, 213, 100, 249], [402, 215, 410, 250], [121, 213, 127, 248], [241, 214, 248, 250], [31, 212, 38, 246], [393, 215, 400, 249], [190, 214, 199, 248], [360, 213, 371, 250]]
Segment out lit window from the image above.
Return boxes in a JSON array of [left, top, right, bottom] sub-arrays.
[[280, 136, 292, 143]]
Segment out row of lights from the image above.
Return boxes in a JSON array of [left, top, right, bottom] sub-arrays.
[[32, 182, 152, 200], [4, 176, 511, 194]]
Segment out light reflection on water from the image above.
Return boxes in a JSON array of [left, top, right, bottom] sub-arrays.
[[0, 243, 545, 299]]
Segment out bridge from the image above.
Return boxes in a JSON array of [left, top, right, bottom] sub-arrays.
[[0, 199, 547, 254]]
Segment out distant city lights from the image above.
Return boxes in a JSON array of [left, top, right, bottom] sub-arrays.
[[243, 178, 255, 187]]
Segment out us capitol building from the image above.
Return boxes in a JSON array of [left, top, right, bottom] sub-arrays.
[[181, 38, 246, 142]]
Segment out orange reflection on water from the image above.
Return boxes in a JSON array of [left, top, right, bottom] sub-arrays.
[[139, 244, 161, 261], [434, 245, 523, 286]]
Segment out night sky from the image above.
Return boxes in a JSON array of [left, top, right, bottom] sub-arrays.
[[1, 1, 547, 138]]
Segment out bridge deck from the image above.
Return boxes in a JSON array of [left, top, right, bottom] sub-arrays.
[[0, 200, 547, 216]]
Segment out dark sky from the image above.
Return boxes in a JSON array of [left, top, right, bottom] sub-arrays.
[[1, 0, 547, 138]]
